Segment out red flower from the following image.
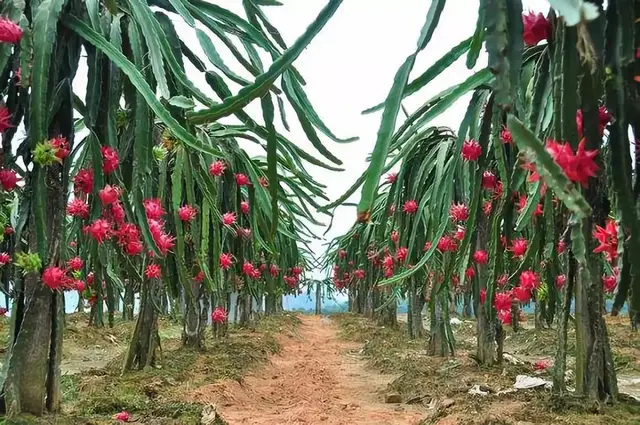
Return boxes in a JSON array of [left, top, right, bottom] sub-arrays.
[[500, 126, 513, 144], [338, 249, 347, 259], [402, 200, 418, 214], [154, 232, 175, 255], [483, 200, 492, 216], [520, 159, 540, 183], [219, 253, 234, 270], [546, 139, 599, 187], [385, 172, 397, 184], [178, 205, 197, 222], [4, 226, 13, 236], [240, 201, 250, 214], [0, 168, 19, 191], [461, 139, 482, 161], [211, 307, 227, 324], [497, 273, 509, 287], [292, 266, 303, 276], [494, 292, 512, 312], [0, 252, 10, 265], [390, 230, 399, 245], [193, 271, 205, 283], [100, 146, 119, 174], [498, 309, 512, 325], [235, 173, 250, 186], [473, 250, 489, 265], [145, 264, 161, 279], [437, 235, 458, 252], [479, 289, 486, 304], [0, 107, 13, 133], [42, 266, 66, 290], [423, 241, 432, 251], [209, 160, 226, 177], [454, 226, 466, 241], [354, 269, 365, 280], [534, 360, 550, 371], [124, 240, 143, 256], [576, 106, 612, 138], [99, 185, 120, 206], [238, 227, 252, 240], [465, 267, 475, 280], [519, 270, 540, 291], [284, 275, 298, 288], [449, 203, 469, 222], [510, 238, 528, 258], [74, 169, 94, 194], [50, 136, 70, 160], [482, 171, 497, 190], [382, 255, 394, 269], [259, 176, 269, 187], [602, 274, 617, 293], [522, 12, 550, 46], [396, 247, 408, 263], [383, 267, 393, 278], [269, 264, 280, 277], [222, 212, 236, 226], [0, 18, 22, 44], [513, 286, 532, 303], [242, 261, 255, 277], [112, 411, 131, 422], [111, 201, 126, 224], [74, 280, 86, 292], [593, 219, 618, 262], [87, 218, 111, 243], [555, 274, 567, 289], [557, 240, 566, 255], [67, 257, 83, 271], [143, 198, 165, 220]]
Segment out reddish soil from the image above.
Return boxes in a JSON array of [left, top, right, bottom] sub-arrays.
[[189, 315, 425, 425]]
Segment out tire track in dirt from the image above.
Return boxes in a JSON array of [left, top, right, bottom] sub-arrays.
[[189, 315, 424, 425]]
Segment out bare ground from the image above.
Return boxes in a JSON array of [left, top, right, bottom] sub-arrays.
[[188, 315, 424, 425]]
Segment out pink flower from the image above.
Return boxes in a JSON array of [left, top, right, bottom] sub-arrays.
[[143, 198, 165, 220], [382, 255, 394, 269], [240, 201, 250, 214], [519, 270, 540, 291], [557, 240, 566, 254], [395, 247, 408, 263], [87, 219, 111, 243], [235, 173, 250, 186], [0, 252, 10, 265], [465, 267, 475, 280], [74, 169, 94, 194], [4, 226, 13, 236], [437, 235, 458, 252], [209, 160, 226, 177], [242, 262, 256, 277], [110, 201, 126, 224], [270, 264, 280, 277], [222, 212, 236, 226], [383, 267, 393, 278], [74, 280, 86, 292], [0, 18, 22, 44], [510, 238, 528, 259], [67, 199, 89, 219], [498, 309, 512, 325], [494, 292, 512, 311], [602, 274, 617, 293], [145, 264, 161, 279], [482, 171, 497, 190], [51, 136, 69, 160], [555, 274, 567, 289], [500, 126, 513, 144], [449, 203, 469, 222], [259, 176, 269, 187], [178, 205, 197, 222], [479, 289, 486, 304], [461, 140, 482, 161], [42, 267, 66, 290], [473, 250, 488, 265], [390, 230, 399, 245], [66, 257, 83, 271], [99, 185, 120, 206], [219, 253, 233, 270], [100, 146, 119, 174], [483, 200, 492, 216], [0, 168, 19, 192], [385, 172, 397, 184], [112, 411, 131, 422], [402, 200, 418, 214], [423, 241, 432, 251], [454, 226, 466, 240], [534, 359, 550, 371], [354, 269, 365, 280], [513, 286, 532, 303], [497, 273, 509, 287], [522, 12, 550, 46], [193, 271, 205, 283], [211, 307, 227, 324]]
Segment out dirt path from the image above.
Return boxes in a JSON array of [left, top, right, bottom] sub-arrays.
[[193, 315, 424, 425]]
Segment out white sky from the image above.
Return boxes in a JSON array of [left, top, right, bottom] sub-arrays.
[[70, 0, 551, 278]]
